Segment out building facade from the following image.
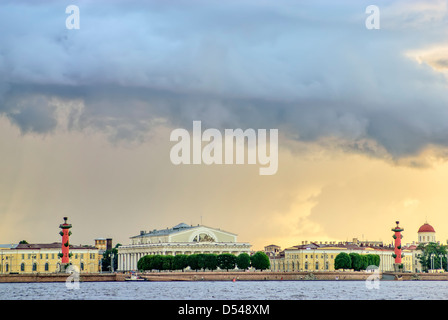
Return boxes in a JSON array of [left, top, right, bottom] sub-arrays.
[[117, 223, 251, 271], [0, 243, 100, 274], [269, 241, 414, 272]]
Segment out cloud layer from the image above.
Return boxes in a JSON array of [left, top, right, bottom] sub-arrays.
[[0, 0, 447, 158]]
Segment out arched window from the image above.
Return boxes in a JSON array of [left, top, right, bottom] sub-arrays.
[[315, 262, 319, 270], [80, 262, 84, 271], [305, 262, 308, 270], [5, 264, 9, 272], [32, 263, 37, 271], [45, 263, 49, 271], [21, 263, 25, 272]]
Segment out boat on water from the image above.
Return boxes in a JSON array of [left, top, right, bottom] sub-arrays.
[[125, 272, 146, 281]]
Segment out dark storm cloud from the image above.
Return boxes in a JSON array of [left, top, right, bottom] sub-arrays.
[[0, 0, 447, 158]]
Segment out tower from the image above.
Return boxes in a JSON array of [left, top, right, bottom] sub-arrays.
[[417, 222, 436, 244], [391, 221, 404, 271], [59, 217, 72, 269]]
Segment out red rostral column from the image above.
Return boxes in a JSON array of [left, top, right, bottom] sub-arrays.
[[391, 221, 404, 264], [59, 217, 72, 265]]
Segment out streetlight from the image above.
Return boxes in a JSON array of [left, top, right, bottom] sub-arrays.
[[111, 253, 114, 273], [430, 253, 435, 271]]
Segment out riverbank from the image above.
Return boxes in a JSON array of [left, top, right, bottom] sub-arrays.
[[0, 273, 125, 283], [1, 271, 448, 282]]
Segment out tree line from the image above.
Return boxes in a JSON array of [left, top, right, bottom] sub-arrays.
[[137, 252, 270, 272], [334, 252, 380, 271]]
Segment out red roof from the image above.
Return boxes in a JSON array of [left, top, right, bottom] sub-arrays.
[[418, 223, 435, 233]]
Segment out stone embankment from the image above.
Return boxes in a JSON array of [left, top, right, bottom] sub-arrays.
[[140, 271, 378, 281], [1, 271, 448, 282], [0, 273, 125, 283]]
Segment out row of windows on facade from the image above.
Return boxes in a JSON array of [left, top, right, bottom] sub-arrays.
[[287, 254, 412, 260], [287, 254, 335, 259], [274, 261, 413, 270], [2, 262, 91, 272], [2, 253, 96, 260]]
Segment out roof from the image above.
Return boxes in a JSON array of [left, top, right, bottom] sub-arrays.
[[131, 222, 193, 238], [0, 244, 18, 249], [131, 223, 237, 238], [285, 242, 395, 252], [15, 243, 97, 250], [418, 223, 435, 233]]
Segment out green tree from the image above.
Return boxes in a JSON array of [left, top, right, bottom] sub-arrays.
[[137, 255, 154, 271], [204, 254, 218, 271], [161, 255, 174, 271], [236, 253, 251, 271], [187, 254, 200, 271], [417, 242, 447, 272], [250, 251, 270, 271], [197, 254, 207, 271], [173, 254, 189, 271], [149, 255, 164, 271], [101, 243, 122, 272], [334, 252, 351, 270], [19, 240, 28, 244], [349, 253, 364, 271], [364, 254, 380, 269], [217, 253, 236, 271]]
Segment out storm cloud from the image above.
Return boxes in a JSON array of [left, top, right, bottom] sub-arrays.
[[1, 0, 448, 160]]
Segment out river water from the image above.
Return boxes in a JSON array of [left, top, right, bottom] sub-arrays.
[[0, 280, 447, 300]]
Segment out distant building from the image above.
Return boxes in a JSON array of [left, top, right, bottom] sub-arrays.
[[264, 244, 281, 258], [95, 238, 113, 251], [417, 222, 436, 244], [117, 222, 251, 272], [0, 242, 100, 274], [269, 240, 414, 272]]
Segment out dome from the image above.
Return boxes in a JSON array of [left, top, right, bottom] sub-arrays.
[[418, 223, 435, 233]]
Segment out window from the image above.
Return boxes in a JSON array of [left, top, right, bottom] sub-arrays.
[[45, 263, 49, 271], [315, 262, 319, 269], [52, 254, 54, 259], [5, 264, 8, 272], [22, 254, 24, 259], [32, 263, 37, 271], [80, 262, 84, 271], [21, 263, 25, 272], [46, 254, 48, 259]]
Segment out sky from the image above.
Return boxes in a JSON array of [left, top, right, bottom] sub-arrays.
[[0, 0, 447, 251]]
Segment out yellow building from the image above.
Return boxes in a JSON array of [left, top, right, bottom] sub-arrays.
[[269, 241, 414, 272], [0, 242, 101, 274]]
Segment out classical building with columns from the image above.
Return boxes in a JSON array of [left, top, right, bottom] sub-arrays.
[[117, 223, 251, 272]]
